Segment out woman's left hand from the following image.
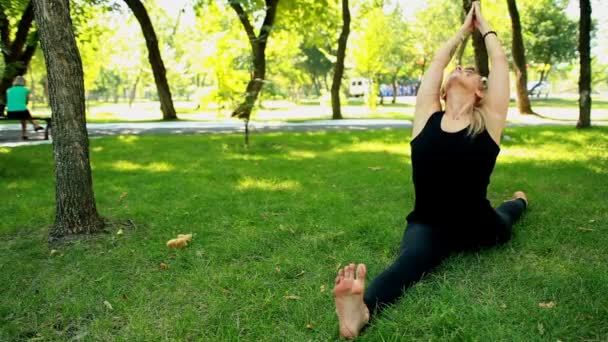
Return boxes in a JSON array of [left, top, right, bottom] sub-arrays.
[[472, 1, 491, 34]]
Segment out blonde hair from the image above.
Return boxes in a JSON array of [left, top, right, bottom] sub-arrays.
[[440, 67, 488, 137], [13, 76, 25, 86]]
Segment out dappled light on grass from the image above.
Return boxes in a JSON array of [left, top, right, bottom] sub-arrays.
[[1, 127, 608, 340], [117, 135, 140, 144], [111, 160, 174, 172], [0, 147, 11, 154], [331, 141, 410, 156], [500, 128, 608, 164], [286, 150, 318, 160], [236, 176, 302, 192]]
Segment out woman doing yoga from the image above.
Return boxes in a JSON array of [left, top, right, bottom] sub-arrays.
[[332, 2, 528, 338]]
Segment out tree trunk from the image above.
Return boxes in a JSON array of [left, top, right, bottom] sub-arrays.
[[123, 0, 177, 120], [331, 0, 350, 120], [506, 0, 534, 115], [463, 0, 489, 76], [577, 0, 591, 128], [0, 1, 37, 114], [33, 0, 104, 239], [129, 72, 141, 107], [391, 75, 397, 104], [230, 0, 279, 125]]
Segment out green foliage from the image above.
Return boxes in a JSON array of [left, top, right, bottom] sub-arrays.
[[520, 0, 578, 66]]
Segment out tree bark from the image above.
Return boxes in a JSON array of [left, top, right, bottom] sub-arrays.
[[33, 0, 104, 239], [506, 0, 534, 114], [129, 71, 141, 107], [123, 0, 177, 120], [577, 0, 591, 128], [0, 1, 37, 114], [463, 0, 489, 77], [230, 0, 279, 124], [331, 0, 350, 120], [391, 75, 397, 104]]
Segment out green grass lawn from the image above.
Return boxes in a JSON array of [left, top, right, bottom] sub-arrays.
[[1, 127, 607, 340]]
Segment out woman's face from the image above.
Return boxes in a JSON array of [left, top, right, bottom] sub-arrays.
[[445, 65, 482, 95]]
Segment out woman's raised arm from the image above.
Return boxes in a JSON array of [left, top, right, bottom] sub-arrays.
[[473, 1, 510, 137], [413, 6, 475, 139]]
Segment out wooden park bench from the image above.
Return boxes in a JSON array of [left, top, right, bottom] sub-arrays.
[[0, 115, 52, 140]]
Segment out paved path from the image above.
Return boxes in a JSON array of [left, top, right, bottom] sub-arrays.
[[1, 117, 605, 148]]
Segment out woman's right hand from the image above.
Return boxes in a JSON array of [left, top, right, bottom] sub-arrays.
[[460, 4, 476, 34], [472, 1, 491, 34]]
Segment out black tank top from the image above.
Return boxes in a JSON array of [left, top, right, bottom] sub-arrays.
[[406, 111, 500, 227]]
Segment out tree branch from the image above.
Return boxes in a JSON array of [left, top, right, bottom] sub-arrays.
[[0, 4, 10, 53], [229, 1, 257, 45], [258, 0, 279, 45], [11, 1, 35, 59]]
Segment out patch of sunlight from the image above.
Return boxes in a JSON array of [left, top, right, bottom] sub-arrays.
[[7, 182, 18, 189], [236, 177, 301, 191], [225, 154, 266, 161], [146, 162, 174, 172], [587, 163, 607, 174], [118, 135, 139, 144], [500, 147, 593, 163], [0, 148, 10, 154], [112, 160, 174, 172], [287, 150, 318, 159], [332, 142, 409, 155], [91, 146, 104, 152]]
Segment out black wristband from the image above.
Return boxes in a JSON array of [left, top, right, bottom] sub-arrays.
[[482, 31, 497, 40]]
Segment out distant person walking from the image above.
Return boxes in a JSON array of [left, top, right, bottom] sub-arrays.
[[6, 76, 43, 140]]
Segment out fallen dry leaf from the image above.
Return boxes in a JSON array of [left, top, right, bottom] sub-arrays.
[[275, 266, 281, 273], [221, 288, 232, 294], [50, 249, 59, 256], [119, 192, 128, 201], [159, 262, 168, 270], [538, 301, 555, 309], [499, 303, 507, 309], [116, 229, 124, 235], [320, 285, 326, 293], [103, 300, 113, 311], [284, 295, 300, 300], [306, 323, 313, 330]]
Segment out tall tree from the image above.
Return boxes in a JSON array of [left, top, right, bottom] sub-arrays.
[[229, 0, 279, 144], [0, 0, 37, 114], [577, 0, 591, 128], [506, 0, 534, 115], [330, 0, 349, 120], [521, 0, 577, 88], [123, 0, 177, 120], [33, 0, 105, 239], [463, 0, 488, 76]]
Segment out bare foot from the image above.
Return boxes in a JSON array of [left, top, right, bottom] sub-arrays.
[[333, 263, 370, 339], [513, 191, 528, 206]]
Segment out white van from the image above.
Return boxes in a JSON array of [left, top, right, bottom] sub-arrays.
[[349, 78, 372, 97]]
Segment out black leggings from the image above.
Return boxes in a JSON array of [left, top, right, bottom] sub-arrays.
[[363, 199, 527, 314]]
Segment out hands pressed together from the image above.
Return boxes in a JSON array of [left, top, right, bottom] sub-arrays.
[[461, 1, 491, 36]]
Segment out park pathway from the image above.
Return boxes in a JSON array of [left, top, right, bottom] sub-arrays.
[[0, 117, 605, 147]]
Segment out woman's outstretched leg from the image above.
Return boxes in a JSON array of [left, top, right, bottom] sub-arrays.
[[363, 223, 450, 316]]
